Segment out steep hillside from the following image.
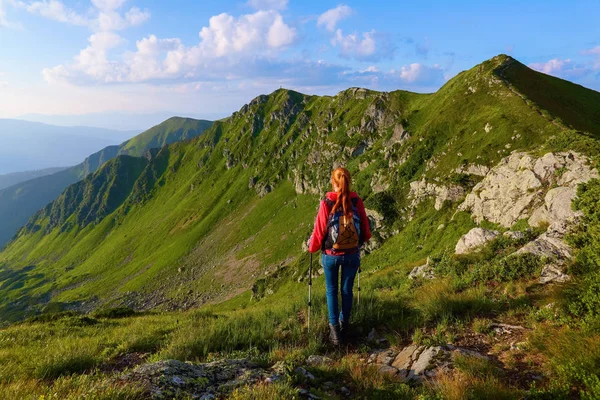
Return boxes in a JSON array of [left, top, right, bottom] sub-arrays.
[[119, 117, 213, 156], [1, 54, 594, 319], [0, 117, 213, 248], [0, 167, 68, 191], [1, 54, 600, 398]]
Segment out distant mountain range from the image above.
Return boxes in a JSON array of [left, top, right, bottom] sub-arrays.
[[18, 111, 226, 131], [0, 117, 213, 248], [0, 167, 69, 191], [0, 119, 137, 174]]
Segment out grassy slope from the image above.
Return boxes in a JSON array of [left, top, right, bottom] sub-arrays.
[[1, 55, 600, 398], [1, 55, 593, 319], [0, 118, 212, 248], [119, 117, 213, 156]]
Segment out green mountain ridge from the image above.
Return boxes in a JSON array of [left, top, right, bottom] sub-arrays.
[[1, 54, 600, 398], [0, 117, 213, 248], [1, 54, 598, 320]]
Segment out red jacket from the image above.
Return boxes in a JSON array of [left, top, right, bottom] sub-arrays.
[[308, 191, 372, 254]]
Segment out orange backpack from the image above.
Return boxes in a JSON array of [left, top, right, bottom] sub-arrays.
[[323, 197, 361, 251]]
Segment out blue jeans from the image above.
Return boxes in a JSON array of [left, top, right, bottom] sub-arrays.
[[322, 253, 360, 326]]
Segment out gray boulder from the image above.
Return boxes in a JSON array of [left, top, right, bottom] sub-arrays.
[[516, 232, 572, 260], [539, 264, 571, 284], [409, 257, 435, 280], [455, 228, 500, 255]]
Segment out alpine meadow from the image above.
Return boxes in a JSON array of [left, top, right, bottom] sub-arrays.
[[1, 52, 600, 398]]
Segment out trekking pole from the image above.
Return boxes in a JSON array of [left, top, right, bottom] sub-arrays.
[[308, 252, 313, 333], [357, 267, 361, 306]]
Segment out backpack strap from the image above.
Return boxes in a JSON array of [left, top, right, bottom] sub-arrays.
[[324, 197, 358, 213]]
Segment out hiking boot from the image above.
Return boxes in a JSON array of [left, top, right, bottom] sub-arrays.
[[340, 320, 350, 341], [329, 323, 341, 346]]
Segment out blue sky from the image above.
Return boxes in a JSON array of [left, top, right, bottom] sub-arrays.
[[0, 0, 598, 123]]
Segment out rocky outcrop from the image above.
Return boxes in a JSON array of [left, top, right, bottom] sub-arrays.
[[455, 164, 490, 176], [371, 173, 390, 193], [459, 153, 543, 227], [386, 124, 411, 147], [455, 228, 500, 254], [368, 344, 488, 382], [409, 179, 466, 211], [459, 152, 598, 228], [121, 359, 282, 399]]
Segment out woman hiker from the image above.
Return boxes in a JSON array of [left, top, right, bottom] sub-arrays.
[[307, 167, 372, 345]]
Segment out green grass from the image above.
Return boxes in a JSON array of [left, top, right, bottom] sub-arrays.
[[1, 54, 600, 398]]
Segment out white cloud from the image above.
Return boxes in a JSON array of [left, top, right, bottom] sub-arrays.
[[93, 6, 149, 31], [582, 46, 600, 69], [195, 11, 295, 58], [0, 0, 21, 28], [267, 13, 295, 47], [529, 58, 591, 79], [125, 6, 149, 25], [125, 35, 184, 81], [360, 66, 379, 73], [395, 63, 444, 84], [0, 0, 8, 27], [317, 4, 352, 32], [529, 58, 572, 75], [16, 0, 149, 31], [45, 32, 125, 83], [247, 0, 288, 10], [331, 29, 392, 61], [44, 10, 297, 84], [91, 0, 127, 11], [24, 0, 88, 25]]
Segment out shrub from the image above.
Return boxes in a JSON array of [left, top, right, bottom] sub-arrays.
[[93, 307, 137, 319]]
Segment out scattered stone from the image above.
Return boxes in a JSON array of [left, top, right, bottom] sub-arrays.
[[121, 359, 280, 399], [377, 365, 398, 377], [503, 231, 525, 240], [322, 381, 336, 390], [446, 345, 489, 360], [489, 323, 527, 331], [306, 355, 333, 366], [455, 228, 500, 254], [485, 123, 493, 133], [299, 388, 321, 399], [408, 346, 444, 380], [367, 329, 390, 347], [408, 257, 435, 280], [539, 264, 571, 284], [373, 344, 490, 383], [340, 386, 351, 396], [294, 367, 315, 381], [392, 344, 422, 374], [368, 349, 398, 366]]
